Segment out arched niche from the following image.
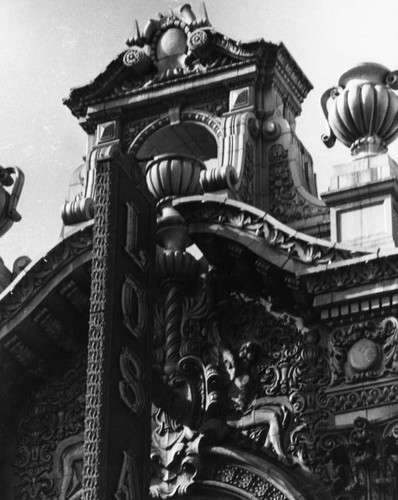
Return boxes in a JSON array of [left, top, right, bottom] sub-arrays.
[[128, 112, 220, 172]]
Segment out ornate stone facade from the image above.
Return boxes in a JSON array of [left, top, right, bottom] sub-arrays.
[[1, 5, 398, 500]]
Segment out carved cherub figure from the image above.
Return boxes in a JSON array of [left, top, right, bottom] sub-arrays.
[[218, 338, 291, 459]]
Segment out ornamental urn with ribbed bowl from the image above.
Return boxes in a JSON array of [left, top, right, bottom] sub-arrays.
[[321, 63, 398, 155], [145, 153, 205, 201]]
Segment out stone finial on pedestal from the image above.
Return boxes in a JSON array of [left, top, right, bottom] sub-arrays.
[[321, 63, 398, 156], [321, 63, 398, 250]]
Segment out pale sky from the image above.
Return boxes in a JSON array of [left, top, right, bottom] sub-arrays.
[[1, 0, 398, 268]]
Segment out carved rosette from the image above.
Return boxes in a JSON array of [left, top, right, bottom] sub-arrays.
[[123, 46, 152, 73], [186, 28, 212, 61]]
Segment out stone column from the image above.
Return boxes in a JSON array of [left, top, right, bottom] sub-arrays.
[[83, 143, 156, 500]]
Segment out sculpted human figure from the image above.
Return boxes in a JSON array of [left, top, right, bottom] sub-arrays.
[[219, 340, 290, 459], [54, 438, 84, 500]]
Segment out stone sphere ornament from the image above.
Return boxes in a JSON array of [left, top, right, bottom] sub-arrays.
[[321, 63, 398, 155], [348, 338, 381, 373]]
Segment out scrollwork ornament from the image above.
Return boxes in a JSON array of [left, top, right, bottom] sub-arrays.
[[119, 347, 146, 415], [123, 46, 152, 73], [150, 406, 202, 499], [121, 274, 147, 340], [187, 29, 211, 56]]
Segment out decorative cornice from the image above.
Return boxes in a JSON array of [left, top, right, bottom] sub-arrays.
[[301, 251, 398, 295], [275, 43, 313, 103], [0, 222, 93, 334], [171, 195, 365, 272]]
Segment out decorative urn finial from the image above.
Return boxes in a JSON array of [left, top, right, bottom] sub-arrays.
[[145, 153, 205, 201], [321, 63, 398, 155]]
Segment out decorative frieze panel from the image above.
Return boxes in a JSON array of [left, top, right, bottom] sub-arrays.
[[326, 379, 398, 414], [303, 256, 398, 295]]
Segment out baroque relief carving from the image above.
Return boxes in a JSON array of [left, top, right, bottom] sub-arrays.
[[153, 289, 331, 474], [213, 295, 330, 464], [268, 144, 328, 224], [236, 142, 254, 203], [150, 406, 202, 499], [14, 352, 86, 500], [215, 334, 291, 459], [318, 417, 398, 499]]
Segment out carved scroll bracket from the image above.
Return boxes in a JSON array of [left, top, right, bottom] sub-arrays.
[[61, 138, 129, 226], [219, 110, 258, 202]]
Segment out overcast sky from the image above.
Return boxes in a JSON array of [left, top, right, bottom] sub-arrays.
[[1, 0, 398, 268]]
